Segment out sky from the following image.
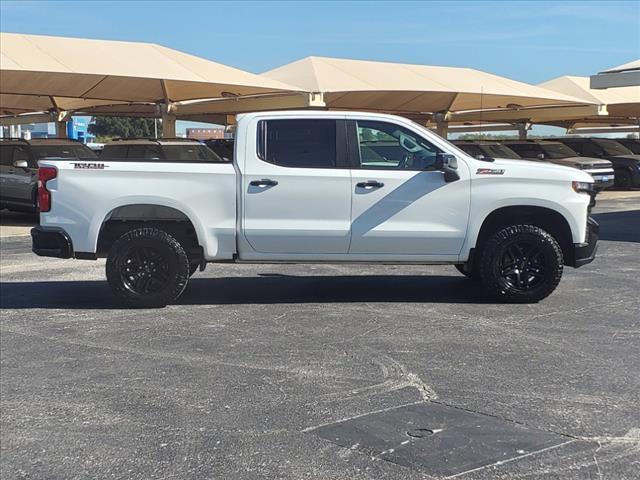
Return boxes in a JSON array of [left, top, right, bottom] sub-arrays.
[[1, 0, 639, 135]]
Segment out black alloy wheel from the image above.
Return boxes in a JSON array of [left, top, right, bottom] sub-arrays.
[[119, 245, 174, 295], [498, 240, 546, 291]]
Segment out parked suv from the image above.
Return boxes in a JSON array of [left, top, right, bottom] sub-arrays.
[[101, 138, 223, 162], [550, 137, 640, 189], [0, 138, 97, 212], [452, 140, 522, 160], [502, 140, 615, 190], [613, 138, 640, 155]]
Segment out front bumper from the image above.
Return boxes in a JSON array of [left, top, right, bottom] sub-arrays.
[[589, 172, 615, 190], [572, 217, 599, 268], [31, 226, 73, 258]]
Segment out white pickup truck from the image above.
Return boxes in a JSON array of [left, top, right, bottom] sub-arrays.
[[31, 111, 599, 307]]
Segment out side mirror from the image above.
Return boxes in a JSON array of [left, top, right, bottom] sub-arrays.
[[537, 153, 545, 160], [435, 153, 460, 183], [12, 159, 29, 169]]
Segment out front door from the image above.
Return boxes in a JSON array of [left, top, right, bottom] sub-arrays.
[[242, 118, 352, 254], [348, 120, 470, 256]]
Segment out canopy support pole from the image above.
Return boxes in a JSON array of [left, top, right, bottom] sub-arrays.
[[433, 111, 449, 138], [55, 111, 70, 139], [516, 121, 532, 140], [158, 102, 177, 138], [161, 113, 176, 137]]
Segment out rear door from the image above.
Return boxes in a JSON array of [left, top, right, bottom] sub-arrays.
[[241, 117, 352, 254], [347, 119, 470, 256]]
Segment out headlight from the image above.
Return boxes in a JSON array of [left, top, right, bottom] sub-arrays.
[[572, 181, 594, 193]]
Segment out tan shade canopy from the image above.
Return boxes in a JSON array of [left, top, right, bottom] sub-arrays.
[[261, 56, 593, 114], [601, 60, 640, 74], [539, 76, 640, 118], [0, 93, 133, 116], [0, 32, 300, 110]]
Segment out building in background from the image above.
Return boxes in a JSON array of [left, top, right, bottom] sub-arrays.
[[0, 116, 94, 142], [186, 127, 228, 141]]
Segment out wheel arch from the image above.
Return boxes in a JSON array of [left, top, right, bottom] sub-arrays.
[[96, 203, 203, 260], [474, 205, 575, 266]]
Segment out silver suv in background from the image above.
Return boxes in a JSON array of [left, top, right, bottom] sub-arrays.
[[502, 140, 615, 190], [0, 138, 97, 212], [101, 138, 223, 162]]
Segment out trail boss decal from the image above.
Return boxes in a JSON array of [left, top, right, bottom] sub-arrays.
[[476, 168, 505, 175], [72, 162, 107, 169]]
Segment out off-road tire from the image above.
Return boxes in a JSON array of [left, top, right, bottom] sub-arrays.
[[106, 227, 190, 308], [479, 225, 563, 303], [188, 262, 199, 276]]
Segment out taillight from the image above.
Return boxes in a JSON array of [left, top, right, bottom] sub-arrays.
[[38, 167, 57, 212]]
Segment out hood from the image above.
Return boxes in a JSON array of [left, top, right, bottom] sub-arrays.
[[484, 158, 593, 182], [557, 156, 612, 168]]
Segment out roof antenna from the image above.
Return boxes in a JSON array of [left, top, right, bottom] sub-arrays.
[[479, 86, 484, 139]]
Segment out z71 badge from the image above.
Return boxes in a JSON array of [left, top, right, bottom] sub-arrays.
[[71, 163, 107, 169], [476, 168, 505, 175]]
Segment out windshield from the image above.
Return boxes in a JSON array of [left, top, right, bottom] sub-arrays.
[[593, 139, 634, 156], [162, 145, 223, 162], [31, 144, 98, 159], [619, 140, 640, 154], [480, 144, 521, 159], [539, 143, 578, 159]]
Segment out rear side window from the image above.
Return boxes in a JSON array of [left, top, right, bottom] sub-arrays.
[[258, 119, 337, 168]]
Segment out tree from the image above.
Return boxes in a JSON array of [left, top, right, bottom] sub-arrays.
[[88, 117, 158, 140]]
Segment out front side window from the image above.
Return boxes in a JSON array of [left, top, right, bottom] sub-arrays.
[[356, 120, 440, 170], [258, 119, 337, 168]]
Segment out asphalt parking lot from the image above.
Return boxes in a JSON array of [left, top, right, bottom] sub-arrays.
[[1, 192, 639, 480]]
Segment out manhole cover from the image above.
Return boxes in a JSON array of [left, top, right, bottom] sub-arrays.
[[309, 402, 569, 477], [406, 428, 434, 438]]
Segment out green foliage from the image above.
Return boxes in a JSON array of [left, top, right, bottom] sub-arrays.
[[88, 117, 158, 139]]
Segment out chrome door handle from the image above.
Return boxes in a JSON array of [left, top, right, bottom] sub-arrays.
[[356, 180, 384, 189], [249, 179, 278, 187]]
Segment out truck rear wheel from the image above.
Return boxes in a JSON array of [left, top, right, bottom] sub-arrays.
[[479, 225, 563, 303], [106, 227, 190, 308]]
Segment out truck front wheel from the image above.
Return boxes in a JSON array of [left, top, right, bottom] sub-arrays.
[[106, 227, 190, 308], [479, 225, 563, 303]]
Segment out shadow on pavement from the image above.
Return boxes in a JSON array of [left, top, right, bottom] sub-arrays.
[[0, 274, 493, 309], [592, 209, 640, 243]]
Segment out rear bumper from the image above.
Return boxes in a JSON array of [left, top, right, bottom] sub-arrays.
[[31, 226, 73, 258], [572, 217, 599, 268]]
